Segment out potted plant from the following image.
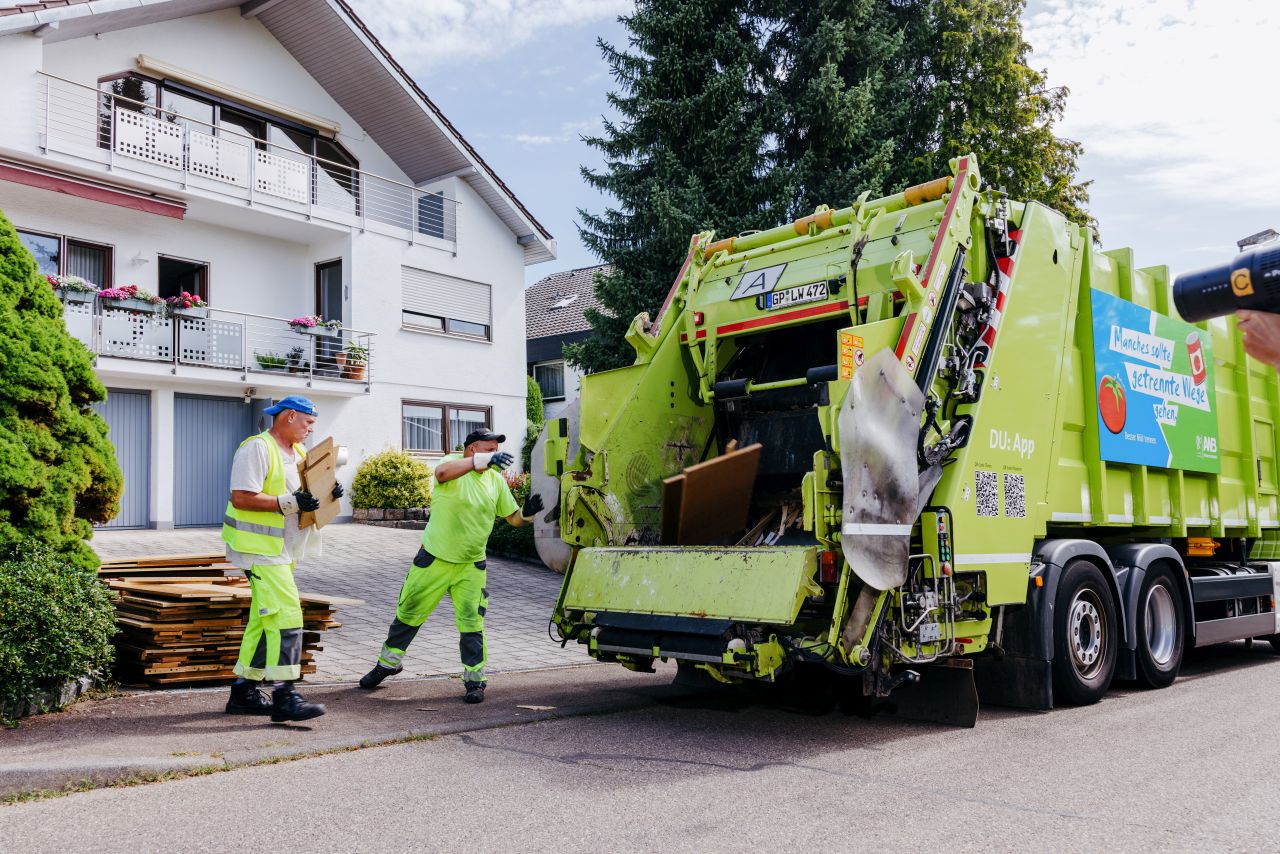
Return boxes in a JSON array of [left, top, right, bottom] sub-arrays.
[[289, 315, 342, 337], [100, 285, 164, 314], [165, 291, 209, 319], [342, 343, 368, 380], [48, 275, 98, 304], [286, 345, 310, 374], [255, 351, 287, 372]]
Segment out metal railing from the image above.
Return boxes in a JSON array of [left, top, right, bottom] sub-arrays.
[[38, 72, 457, 244], [61, 297, 375, 388]]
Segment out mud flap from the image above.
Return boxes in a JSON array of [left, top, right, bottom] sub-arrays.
[[838, 350, 934, 590], [878, 658, 979, 728], [972, 654, 1053, 711]]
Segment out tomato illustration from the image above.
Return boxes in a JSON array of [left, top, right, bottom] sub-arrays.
[[1098, 375, 1126, 434]]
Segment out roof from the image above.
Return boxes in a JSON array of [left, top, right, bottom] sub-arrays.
[[0, 0, 556, 265], [526, 264, 609, 340]]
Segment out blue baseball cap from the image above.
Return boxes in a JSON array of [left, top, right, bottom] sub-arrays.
[[264, 395, 318, 416]]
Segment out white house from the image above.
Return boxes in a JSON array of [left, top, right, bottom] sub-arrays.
[[0, 0, 556, 528]]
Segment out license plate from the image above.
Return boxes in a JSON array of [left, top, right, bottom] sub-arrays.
[[766, 282, 829, 310]]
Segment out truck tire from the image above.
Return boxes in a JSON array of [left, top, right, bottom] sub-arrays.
[[1052, 559, 1118, 705], [1134, 564, 1185, 689]]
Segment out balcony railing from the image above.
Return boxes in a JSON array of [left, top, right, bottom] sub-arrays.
[[61, 297, 375, 388], [37, 73, 457, 244]]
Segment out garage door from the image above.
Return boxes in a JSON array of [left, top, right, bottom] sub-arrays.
[[175, 393, 252, 527], [94, 389, 151, 529]]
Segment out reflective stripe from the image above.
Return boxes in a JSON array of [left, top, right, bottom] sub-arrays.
[[842, 522, 913, 536], [462, 667, 485, 682], [222, 515, 285, 537], [379, 646, 405, 667]]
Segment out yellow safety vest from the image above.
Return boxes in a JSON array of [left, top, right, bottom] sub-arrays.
[[221, 431, 307, 556]]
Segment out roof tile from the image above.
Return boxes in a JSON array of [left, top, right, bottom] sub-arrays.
[[525, 264, 610, 339]]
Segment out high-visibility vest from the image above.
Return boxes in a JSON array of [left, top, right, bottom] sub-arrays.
[[221, 432, 306, 556]]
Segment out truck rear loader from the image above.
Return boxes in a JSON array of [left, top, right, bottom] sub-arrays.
[[534, 155, 1280, 725]]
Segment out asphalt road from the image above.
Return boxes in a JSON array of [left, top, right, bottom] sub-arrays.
[[4, 642, 1280, 853]]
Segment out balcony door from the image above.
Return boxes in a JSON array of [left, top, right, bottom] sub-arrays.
[[315, 260, 343, 375]]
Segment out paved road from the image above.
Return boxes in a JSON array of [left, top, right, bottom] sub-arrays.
[[4, 642, 1280, 852], [92, 525, 582, 683]]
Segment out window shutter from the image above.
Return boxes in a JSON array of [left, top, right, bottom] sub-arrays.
[[401, 267, 491, 326]]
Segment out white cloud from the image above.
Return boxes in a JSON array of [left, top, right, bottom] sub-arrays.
[[1025, 0, 1280, 209], [507, 119, 598, 147], [515, 134, 555, 145], [349, 0, 631, 67]]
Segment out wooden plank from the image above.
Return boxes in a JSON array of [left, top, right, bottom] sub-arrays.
[[661, 443, 762, 545], [300, 436, 341, 530]]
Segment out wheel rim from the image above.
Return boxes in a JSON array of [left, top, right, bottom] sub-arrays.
[[1144, 582, 1178, 667], [1069, 589, 1107, 679]]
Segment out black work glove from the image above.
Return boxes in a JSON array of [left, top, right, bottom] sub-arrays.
[[294, 489, 321, 512], [521, 493, 544, 522], [331, 482, 345, 500], [487, 451, 515, 471]]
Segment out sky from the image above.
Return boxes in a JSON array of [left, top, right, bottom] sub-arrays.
[[347, 0, 1279, 287]]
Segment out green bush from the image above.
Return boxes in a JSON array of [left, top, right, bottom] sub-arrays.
[[526, 374, 544, 424], [351, 449, 432, 509], [487, 471, 536, 559], [0, 209, 122, 569], [0, 542, 117, 714]]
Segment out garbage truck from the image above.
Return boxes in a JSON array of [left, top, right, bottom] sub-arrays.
[[532, 154, 1280, 725]]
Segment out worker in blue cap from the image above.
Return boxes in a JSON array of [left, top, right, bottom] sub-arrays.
[[222, 395, 342, 722]]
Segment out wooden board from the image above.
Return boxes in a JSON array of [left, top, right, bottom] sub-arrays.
[[300, 436, 341, 530], [660, 443, 762, 545]]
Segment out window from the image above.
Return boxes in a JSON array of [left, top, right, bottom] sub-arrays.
[[533, 361, 566, 401], [402, 402, 492, 454], [16, 229, 59, 277], [417, 192, 446, 239], [401, 267, 492, 341], [157, 255, 208, 301], [17, 229, 111, 286], [218, 106, 266, 149], [66, 240, 112, 288]]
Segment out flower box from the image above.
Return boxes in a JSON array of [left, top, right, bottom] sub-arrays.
[[103, 297, 163, 314], [59, 289, 96, 304], [171, 305, 210, 319], [294, 324, 338, 337]]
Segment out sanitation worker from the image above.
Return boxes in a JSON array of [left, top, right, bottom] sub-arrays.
[[359, 429, 543, 704], [222, 395, 343, 722], [1238, 310, 1280, 370]]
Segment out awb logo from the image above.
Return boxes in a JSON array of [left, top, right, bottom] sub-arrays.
[[1196, 435, 1217, 453]]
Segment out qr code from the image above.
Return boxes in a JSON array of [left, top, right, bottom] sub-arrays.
[[976, 470, 999, 517], [1003, 473, 1026, 518]]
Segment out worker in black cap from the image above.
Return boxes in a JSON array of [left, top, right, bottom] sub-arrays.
[[359, 428, 543, 703]]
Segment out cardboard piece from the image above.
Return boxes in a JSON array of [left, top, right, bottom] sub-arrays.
[[660, 442, 762, 545], [300, 436, 341, 530]]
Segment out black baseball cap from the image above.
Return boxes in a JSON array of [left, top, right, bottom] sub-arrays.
[[463, 429, 506, 447]]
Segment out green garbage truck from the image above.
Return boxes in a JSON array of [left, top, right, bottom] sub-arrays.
[[534, 155, 1280, 725]]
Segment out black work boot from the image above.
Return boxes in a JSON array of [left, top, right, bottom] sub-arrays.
[[271, 685, 326, 723], [358, 663, 403, 690], [225, 681, 273, 716], [463, 682, 485, 704]]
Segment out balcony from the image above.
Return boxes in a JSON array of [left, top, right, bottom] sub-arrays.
[[36, 73, 457, 246], [61, 296, 375, 391]]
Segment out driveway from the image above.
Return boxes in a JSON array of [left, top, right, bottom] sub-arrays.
[[92, 524, 585, 683]]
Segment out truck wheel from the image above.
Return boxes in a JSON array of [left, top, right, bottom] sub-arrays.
[[1052, 560, 1118, 705], [1134, 564, 1185, 688]]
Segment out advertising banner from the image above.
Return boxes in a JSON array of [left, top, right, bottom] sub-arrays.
[[1090, 289, 1219, 472]]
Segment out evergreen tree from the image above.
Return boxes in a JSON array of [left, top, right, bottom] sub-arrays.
[[761, 0, 912, 218], [0, 210, 121, 569], [570, 0, 780, 373], [907, 0, 1092, 228]]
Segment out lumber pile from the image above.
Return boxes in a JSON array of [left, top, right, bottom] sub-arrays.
[[98, 553, 344, 686]]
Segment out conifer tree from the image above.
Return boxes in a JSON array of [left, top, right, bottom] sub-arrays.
[[570, 0, 780, 374], [0, 210, 120, 568]]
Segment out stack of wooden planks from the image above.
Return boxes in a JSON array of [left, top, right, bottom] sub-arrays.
[[98, 553, 345, 686]]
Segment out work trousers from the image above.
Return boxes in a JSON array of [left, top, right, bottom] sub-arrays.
[[377, 548, 489, 686], [234, 563, 304, 682]]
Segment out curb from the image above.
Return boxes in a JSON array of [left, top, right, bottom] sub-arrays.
[[0, 684, 679, 801]]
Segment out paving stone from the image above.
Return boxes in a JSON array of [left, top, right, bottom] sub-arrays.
[[92, 524, 585, 684]]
